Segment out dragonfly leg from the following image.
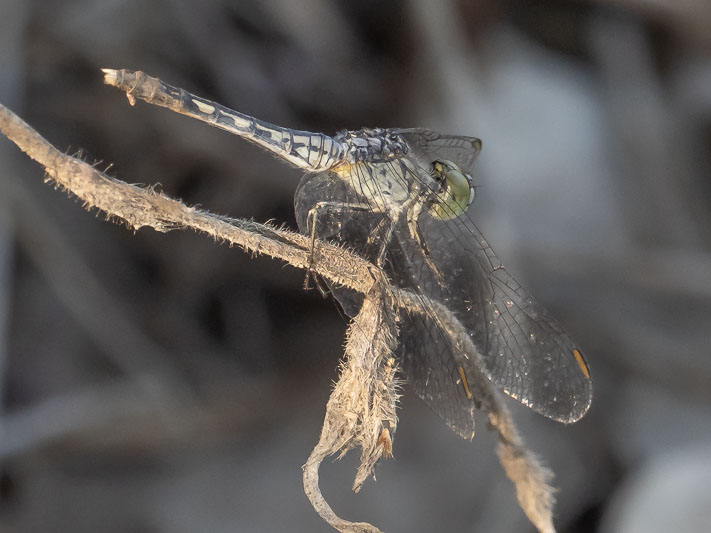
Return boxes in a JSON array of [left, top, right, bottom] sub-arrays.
[[375, 219, 396, 267], [366, 216, 391, 249], [406, 206, 446, 286], [304, 200, 372, 291]]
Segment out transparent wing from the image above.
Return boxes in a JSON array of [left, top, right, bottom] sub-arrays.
[[294, 169, 377, 316], [415, 212, 592, 423], [396, 128, 591, 420], [294, 154, 592, 439], [394, 128, 482, 174]]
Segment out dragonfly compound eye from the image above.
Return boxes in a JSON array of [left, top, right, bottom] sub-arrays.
[[429, 159, 475, 220]]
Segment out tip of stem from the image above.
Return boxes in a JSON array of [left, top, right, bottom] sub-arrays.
[[101, 68, 118, 85]]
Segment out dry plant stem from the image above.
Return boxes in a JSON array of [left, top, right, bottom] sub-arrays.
[[303, 284, 399, 533], [488, 397, 556, 533], [0, 102, 372, 295], [417, 294, 557, 533], [0, 376, 169, 459], [0, 101, 557, 533], [405, 290, 558, 528]]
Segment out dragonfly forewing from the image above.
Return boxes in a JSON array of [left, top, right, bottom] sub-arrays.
[[416, 213, 593, 423], [394, 128, 483, 174]]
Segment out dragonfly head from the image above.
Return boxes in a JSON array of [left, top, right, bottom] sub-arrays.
[[428, 159, 475, 220]]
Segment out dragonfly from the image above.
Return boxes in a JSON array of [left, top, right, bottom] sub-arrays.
[[103, 69, 592, 439]]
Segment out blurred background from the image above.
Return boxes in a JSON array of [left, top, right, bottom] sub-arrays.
[[1, 0, 710, 531]]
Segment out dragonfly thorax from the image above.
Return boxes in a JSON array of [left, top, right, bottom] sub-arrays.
[[335, 128, 410, 165]]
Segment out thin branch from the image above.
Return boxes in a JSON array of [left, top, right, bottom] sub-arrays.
[[0, 371, 286, 461], [0, 376, 172, 459], [488, 400, 556, 533], [303, 283, 400, 533]]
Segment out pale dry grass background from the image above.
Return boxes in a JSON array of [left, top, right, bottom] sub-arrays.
[[0, 0, 710, 532]]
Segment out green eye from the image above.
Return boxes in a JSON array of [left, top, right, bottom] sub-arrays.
[[429, 159, 475, 220]]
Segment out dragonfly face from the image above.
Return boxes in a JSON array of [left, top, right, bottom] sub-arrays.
[[428, 159, 476, 221]]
